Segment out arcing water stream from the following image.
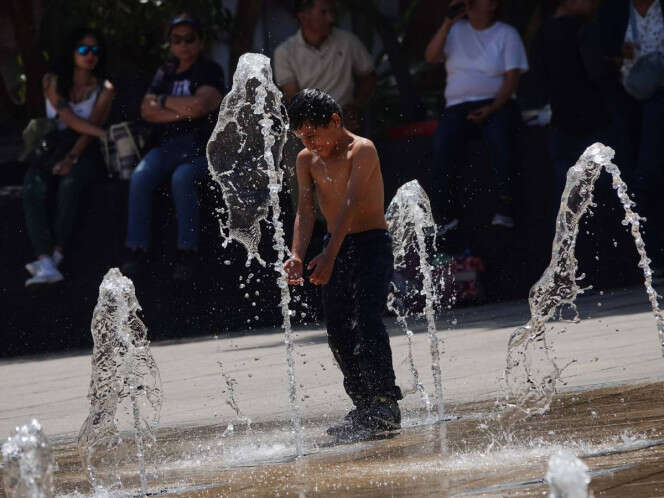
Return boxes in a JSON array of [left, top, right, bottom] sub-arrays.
[[386, 180, 445, 420], [207, 53, 302, 456], [387, 291, 433, 418], [505, 143, 664, 416]]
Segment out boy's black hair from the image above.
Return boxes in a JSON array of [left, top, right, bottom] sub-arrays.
[[288, 88, 343, 130]]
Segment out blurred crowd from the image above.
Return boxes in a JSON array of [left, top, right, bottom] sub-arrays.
[[14, 0, 664, 287]]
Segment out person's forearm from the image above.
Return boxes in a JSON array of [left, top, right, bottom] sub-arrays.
[[163, 95, 206, 119], [141, 104, 181, 123], [292, 211, 315, 260], [352, 73, 376, 107], [425, 22, 452, 63], [58, 109, 106, 138], [489, 71, 520, 112]]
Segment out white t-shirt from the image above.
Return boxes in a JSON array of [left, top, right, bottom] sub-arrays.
[[273, 28, 374, 107], [443, 20, 528, 107]]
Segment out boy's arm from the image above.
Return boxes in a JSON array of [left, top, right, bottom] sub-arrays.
[[308, 141, 377, 285], [291, 155, 316, 261]]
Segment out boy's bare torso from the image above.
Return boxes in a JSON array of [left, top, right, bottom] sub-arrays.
[[302, 134, 387, 234]]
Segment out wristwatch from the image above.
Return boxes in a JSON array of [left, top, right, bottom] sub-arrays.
[[66, 153, 79, 165]]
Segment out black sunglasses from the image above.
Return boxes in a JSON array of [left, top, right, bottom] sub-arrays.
[[76, 44, 101, 56], [170, 34, 198, 45]]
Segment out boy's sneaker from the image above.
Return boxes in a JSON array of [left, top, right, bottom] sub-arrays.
[[25, 257, 64, 287], [361, 396, 401, 433], [326, 406, 366, 437], [26, 250, 63, 276], [121, 248, 149, 279], [327, 397, 400, 439], [173, 249, 198, 281]]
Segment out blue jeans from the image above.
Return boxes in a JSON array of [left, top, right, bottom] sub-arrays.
[[430, 99, 516, 220], [125, 133, 208, 251]]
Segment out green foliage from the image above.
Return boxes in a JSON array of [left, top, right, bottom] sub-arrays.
[[41, 0, 234, 76]]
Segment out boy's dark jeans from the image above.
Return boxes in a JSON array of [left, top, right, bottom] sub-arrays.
[[23, 147, 102, 256], [322, 229, 402, 407], [430, 99, 517, 220]]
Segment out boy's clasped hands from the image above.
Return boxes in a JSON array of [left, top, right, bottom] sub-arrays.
[[284, 252, 335, 286]]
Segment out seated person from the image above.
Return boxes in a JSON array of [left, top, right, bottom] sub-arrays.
[[599, 0, 664, 269], [23, 27, 113, 286], [122, 13, 225, 280], [273, 0, 376, 130], [274, 0, 376, 214], [425, 0, 528, 230], [531, 0, 610, 203]]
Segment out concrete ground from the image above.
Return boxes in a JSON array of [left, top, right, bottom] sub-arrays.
[[2, 284, 663, 439]]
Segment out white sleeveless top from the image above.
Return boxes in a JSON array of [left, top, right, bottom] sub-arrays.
[[45, 85, 100, 130]]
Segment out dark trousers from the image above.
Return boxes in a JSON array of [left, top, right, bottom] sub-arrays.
[[430, 99, 517, 219], [549, 126, 610, 205], [322, 229, 402, 406], [604, 88, 664, 265], [23, 147, 102, 256], [631, 91, 664, 195]]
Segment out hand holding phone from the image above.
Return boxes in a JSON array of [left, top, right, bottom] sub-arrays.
[[447, 2, 466, 20]]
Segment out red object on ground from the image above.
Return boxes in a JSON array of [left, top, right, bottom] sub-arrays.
[[387, 120, 438, 140], [453, 253, 486, 303]]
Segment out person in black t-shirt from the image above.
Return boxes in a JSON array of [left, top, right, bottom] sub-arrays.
[[531, 0, 609, 204], [122, 13, 225, 280]]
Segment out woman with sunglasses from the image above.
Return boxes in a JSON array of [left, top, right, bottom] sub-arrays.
[[23, 27, 114, 286], [122, 13, 225, 281]]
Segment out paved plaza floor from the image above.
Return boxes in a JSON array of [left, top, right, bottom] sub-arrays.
[[2, 284, 663, 438]]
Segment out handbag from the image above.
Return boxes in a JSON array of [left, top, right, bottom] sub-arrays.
[[623, 4, 664, 101], [27, 128, 79, 172], [20, 118, 58, 161], [102, 122, 142, 180]]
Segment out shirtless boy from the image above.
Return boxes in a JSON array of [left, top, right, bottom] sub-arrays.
[[284, 89, 402, 436]]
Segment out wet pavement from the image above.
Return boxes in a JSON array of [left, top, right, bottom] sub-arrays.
[[2, 285, 664, 496], [17, 381, 664, 497]]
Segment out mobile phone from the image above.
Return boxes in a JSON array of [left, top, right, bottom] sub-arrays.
[[447, 2, 465, 19]]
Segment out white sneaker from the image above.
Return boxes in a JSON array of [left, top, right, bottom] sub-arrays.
[[25, 250, 63, 276], [25, 257, 64, 286], [491, 213, 515, 229]]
